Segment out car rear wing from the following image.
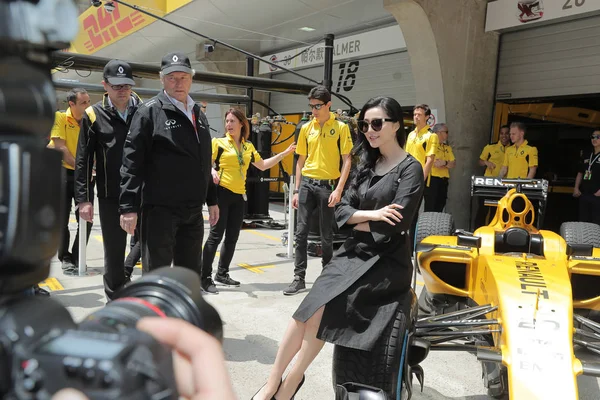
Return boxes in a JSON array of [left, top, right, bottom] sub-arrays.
[[469, 176, 549, 231]]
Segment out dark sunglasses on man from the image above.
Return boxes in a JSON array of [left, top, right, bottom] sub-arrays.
[[308, 103, 325, 110], [108, 84, 133, 91], [357, 118, 396, 133]]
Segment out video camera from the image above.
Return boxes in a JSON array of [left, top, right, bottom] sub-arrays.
[[0, 1, 222, 399]]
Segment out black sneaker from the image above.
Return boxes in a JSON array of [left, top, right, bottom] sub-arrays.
[[283, 278, 306, 296], [201, 278, 219, 294], [61, 259, 76, 270], [215, 274, 240, 287]]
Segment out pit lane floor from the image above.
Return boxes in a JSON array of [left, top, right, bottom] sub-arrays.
[[44, 203, 600, 400]]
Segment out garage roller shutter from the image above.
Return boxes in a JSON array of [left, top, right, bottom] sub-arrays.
[[497, 15, 600, 100], [268, 51, 416, 115]]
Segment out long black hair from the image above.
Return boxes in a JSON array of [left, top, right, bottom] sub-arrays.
[[349, 96, 406, 193]]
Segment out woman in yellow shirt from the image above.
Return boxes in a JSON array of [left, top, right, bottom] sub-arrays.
[[201, 108, 295, 294]]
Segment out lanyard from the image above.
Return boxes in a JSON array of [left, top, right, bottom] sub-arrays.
[[191, 111, 200, 143], [588, 151, 600, 172], [231, 141, 245, 178]]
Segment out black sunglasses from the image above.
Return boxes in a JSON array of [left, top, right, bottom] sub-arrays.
[[357, 118, 396, 133], [308, 103, 326, 110], [592, 135, 600, 140], [108, 84, 132, 91]]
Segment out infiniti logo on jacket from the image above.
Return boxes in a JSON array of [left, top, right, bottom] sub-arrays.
[[165, 119, 180, 129]]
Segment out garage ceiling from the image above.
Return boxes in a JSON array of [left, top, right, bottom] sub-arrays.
[[81, 0, 395, 66]]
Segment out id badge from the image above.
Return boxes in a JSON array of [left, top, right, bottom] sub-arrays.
[[243, 193, 248, 201], [585, 170, 592, 180]]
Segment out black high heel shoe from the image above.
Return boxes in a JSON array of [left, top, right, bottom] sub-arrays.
[[289, 374, 306, 400], [250, 378, 282, 400]]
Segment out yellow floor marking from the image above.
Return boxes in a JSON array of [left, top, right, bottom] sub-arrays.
[[238, 263, 276, 274], [246, 229, 280, 242], [94, 235, 103, 243], [132, 253, 219, 269], [416, 280, 424, 286], [39, 277, 64, 291]]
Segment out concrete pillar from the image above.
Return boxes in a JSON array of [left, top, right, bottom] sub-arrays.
[[197, 44, 270, 120], [384, 0, 499, 228]]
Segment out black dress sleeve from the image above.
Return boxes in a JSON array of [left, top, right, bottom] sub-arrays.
[[368, 158, 424, 243], [335, 186, 361, 230]]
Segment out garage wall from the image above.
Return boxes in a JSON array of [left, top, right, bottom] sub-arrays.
[[268, 51, 416, 115], [496, 14, 600, 100]]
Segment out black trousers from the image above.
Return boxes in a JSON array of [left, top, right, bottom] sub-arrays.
[[58, 169, 92, 264], [141, 204, 204, 276], [201, 186, 245, 279], [98, 197, 128, 299], [579, 194, 600, 225], [424, 176, 449, 212], [124, 219, 141, 279], [294, 178, 334, 280]]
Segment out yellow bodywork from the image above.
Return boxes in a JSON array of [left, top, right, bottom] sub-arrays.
[[417, 188, 600, 399]]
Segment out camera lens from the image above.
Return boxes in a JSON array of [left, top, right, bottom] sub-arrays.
[[79, 267, 223, 341]]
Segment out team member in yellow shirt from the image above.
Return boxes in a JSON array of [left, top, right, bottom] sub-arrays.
[[499, 122, 538, 179], [287, 86, 353, 295], [49, 88, 93, 273], [474, 125, 511, 227], [479, 124, 510, 176], [425, 123, 455, 212], [200, 108, 296, 294], [405, 104, 438, 247]]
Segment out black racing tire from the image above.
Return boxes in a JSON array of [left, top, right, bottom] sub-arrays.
[[415, 212, 455, 245], [560, 221, 600, 248], [332, 308, 408, 399]]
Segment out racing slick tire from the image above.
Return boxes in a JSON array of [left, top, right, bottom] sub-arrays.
[[415, 212, 455, 246], [560, 221, 600, 248], [332, 290, 417, 399], [415, 213, 459, 316], [561, 222, 600, 323]]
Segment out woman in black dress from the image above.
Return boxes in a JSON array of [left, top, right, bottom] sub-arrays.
[[252, 97, 424, 400]]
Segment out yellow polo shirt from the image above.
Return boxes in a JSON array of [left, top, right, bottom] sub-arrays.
[[406, 125, 439, 168], [503, 140, 538, 179], [296, 112, 353, 180], [212, 134, 262, 195], [49, 108, 81, 170], [431, 143, 455, 178], [480, 142, 509, 177]]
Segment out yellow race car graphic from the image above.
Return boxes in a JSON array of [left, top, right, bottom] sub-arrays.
[[415, 178, 600, 400]]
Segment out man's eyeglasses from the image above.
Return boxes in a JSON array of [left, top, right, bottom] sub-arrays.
[[308, 103, 325, 110], [592, 135, 600, 140], [357, 118, 396, 133], [108, 84, 132, 91]]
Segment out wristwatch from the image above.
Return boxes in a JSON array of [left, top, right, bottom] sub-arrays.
[[293, 189, 299, 194]]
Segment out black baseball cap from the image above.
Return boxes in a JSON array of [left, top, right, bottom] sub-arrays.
[[161, 52, 193, 75], [103, 59, 135, 86]]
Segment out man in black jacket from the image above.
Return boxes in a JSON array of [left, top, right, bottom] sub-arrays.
[[75, 59, 142, 299], [119, 52, 218, 276]]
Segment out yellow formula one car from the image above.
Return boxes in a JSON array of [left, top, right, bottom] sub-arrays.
[[414, 178, 600, 400]]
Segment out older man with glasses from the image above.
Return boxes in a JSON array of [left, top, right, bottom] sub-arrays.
[[424, 123, 455, 212], [573, 130, 600, 225], [75, 59, 142, 300], [119, 52, 218, 281]]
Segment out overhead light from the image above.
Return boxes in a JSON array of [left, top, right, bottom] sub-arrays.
[[299, 27, 316, 32]]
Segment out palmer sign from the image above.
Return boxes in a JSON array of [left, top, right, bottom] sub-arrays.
[[259, 25, 406, 75]]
